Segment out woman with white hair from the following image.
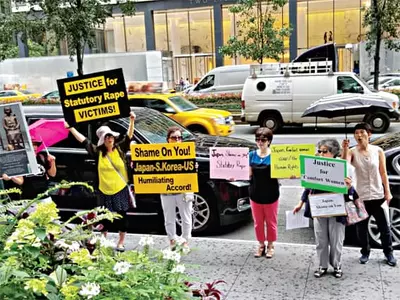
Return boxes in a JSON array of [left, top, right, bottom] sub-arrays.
[[293, 138, 357, 278], [66, 112, 135, 251]]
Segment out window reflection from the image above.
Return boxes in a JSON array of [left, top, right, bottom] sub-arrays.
[[125, 14, 146, 52], [308, 0, 333, 47], [104, 16, 126, 53], [154, 12, 168, 51]]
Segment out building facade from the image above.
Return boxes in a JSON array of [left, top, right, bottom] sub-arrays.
[[25, 0, 372, 82]]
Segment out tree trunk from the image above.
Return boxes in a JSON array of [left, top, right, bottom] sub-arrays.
[[76, 44, 84, 76], [373, 0, 381, 90]]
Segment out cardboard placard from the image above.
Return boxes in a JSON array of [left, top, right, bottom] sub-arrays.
[[131, 142, 198, 194], [209, 147, 249, 180], [57, 68, 130, 126], [300, 155, 347, 194], [309, 193, 347, 218], [270, 144, 315, 178], [0, 103, 39, 177]]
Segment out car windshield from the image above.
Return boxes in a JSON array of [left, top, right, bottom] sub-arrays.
[[168, 96, 198, 112], [356, 75, 372, 92], [20, 90, 34, 95], [371, 132, 400, 152], [126, 109, 195, 143]]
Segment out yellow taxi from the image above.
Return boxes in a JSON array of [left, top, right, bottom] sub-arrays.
[[128, 93, 235, 136], [0, 90, 41, 102]]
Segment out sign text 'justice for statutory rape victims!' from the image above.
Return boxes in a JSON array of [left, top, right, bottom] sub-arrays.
[[57, 68, 130, 126], [131, 142, 199, 194]]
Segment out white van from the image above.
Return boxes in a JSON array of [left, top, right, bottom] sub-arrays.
[[186, 65, 250, 95], [242, 62, 400, 133]]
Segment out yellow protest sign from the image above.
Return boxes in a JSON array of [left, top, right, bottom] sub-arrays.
[[57, 68, 130, 126], [270, 144, 315, 178], [131, 142, 198, 194]]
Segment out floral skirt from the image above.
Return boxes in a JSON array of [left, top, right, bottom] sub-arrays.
[[99, 186, 130, 212]]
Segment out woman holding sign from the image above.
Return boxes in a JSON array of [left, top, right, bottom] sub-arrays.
[[160, 126, 193, 252], [249, 128, 280, 259], [65, 112, 136, 252], [293, 139, 357, 278]]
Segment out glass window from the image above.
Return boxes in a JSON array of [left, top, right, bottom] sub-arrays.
[[154, 12, 169, 51], [337, 76, 363, 93], [189, 9, 213, 54], [167, 10, 190, 55], [143, 99, 172, 113], [104, 16, 126, 53], [168, 96, 197, 111], [195, 74, 215, 91], [334, 0, 361, 45], [308, 0, 333, 47], [20, 90, 34, 95], [125, 14, 146, 52], [222, 6, 237, 66], [297, 0, 308, 49]]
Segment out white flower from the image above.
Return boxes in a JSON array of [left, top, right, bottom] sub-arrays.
[[162, 249, 181, 263], [113, 261, 131, 275], [139, 236, 154, 247], [90, 235, 115, 249], [79, 282, 100, 299], [171, 264, 185, 274], [55, 240, 80, 253]]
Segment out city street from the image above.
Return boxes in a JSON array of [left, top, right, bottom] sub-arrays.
[[205, 122, 400, 245]]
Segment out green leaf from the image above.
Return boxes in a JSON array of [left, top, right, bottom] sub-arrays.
[[49, 266, 67, 287], [11, 270, 30, 278], [24, 246, 40, 258], [34, 227, 47, 241]]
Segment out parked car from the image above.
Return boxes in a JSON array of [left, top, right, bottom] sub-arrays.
[[22, 105, 254, 234], [41, 90, 60, 101], [128, 93, 234, 136], [0, 90, 41, 102], [345, 132, 400, 249]]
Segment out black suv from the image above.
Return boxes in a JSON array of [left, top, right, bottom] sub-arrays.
[[23, 105, 255, 233]]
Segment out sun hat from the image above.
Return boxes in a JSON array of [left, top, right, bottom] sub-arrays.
[[96, 126, 120, 146]]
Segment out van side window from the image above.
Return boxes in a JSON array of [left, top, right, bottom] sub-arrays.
[[196, 75, 215, 90], [337, 76, 363, 94]]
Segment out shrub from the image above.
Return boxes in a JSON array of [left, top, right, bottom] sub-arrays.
[[184, 93, 241, 111]]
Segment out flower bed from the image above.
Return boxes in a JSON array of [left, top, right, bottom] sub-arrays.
[[184, 93, 241, 112], [383, 89, 400, 98], [0, 183, 223, 299]]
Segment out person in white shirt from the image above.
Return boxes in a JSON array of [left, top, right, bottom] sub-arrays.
[[342, 122, 396, 267]]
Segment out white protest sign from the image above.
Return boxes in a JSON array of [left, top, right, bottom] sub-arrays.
[[300, 155, 347, 194], [209, 147, 250, 180], [309, 193, 346, 218]]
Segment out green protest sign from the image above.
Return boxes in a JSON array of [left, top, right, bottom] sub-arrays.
[[300, 155, 347, 194]]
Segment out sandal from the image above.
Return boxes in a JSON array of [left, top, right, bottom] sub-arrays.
[[254, 245, 265, 258], [314, 267, 328, 278], [333, 267, 343, 278], [116, 244, 125, 252], [266, 246, 274, 259]]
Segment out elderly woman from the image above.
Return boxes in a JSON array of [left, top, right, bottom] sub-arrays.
[[66, 112, 135, 251], [293, 139, 357, 278]]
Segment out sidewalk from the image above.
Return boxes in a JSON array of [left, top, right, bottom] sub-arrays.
[[110, 233, 400, 300]]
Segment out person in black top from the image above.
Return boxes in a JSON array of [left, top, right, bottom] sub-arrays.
[[249, 127, 280, 259], [2, 136, 56, 202]]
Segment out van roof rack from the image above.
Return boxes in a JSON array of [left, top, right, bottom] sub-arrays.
[[250, 60, 333, 78]]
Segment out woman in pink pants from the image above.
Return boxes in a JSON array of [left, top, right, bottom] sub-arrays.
[[249, 127, 280, 258]]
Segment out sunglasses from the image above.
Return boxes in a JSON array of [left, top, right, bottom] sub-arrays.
[[317, 149, 329, 154], [169, 136, 182, 141], [255, 138, 269, 143]]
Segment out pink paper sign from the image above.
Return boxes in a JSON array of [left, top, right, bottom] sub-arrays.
[[209, 147, 250, 180]]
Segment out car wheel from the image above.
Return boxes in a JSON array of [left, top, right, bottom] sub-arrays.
[[261, 113, 282, 132], [187, 125, 208, 134], [176, 193, 218, 234], [368, 205, 400, 250], [366, 112, 390, 133]]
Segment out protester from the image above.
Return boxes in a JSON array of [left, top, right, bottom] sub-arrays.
[[2, 136, 56, 202], [248, 127, 280, 258], [160, 126, 193, 251], [342, 123, 397, 266], [66, 112, 135, 252], [293, 139, 357, 278]]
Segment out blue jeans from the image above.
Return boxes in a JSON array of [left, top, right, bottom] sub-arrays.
[[357, 198, 393, 256]]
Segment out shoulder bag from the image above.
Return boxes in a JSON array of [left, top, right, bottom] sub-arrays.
[[345, 198, 368, 226], [106, 154, 136, 208]]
